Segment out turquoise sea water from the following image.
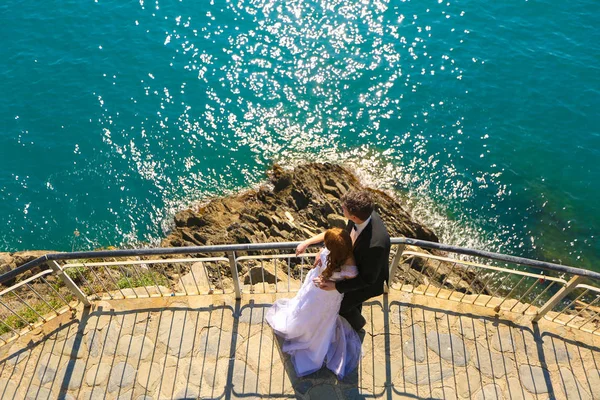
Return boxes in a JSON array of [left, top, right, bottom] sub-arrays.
[[1, 0, 598, 270]]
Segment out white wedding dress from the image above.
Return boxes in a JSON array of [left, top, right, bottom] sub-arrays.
[[265, 249, 362, 379]]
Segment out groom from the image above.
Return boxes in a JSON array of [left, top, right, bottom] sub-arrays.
[[314, 190, 391, 332]]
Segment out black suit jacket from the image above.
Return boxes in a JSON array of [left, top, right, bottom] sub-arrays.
[[335, 211, 391, 301]]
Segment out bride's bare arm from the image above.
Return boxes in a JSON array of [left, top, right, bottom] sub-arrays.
[[296, 231, 326, 268], [295, 232, 325, 256]]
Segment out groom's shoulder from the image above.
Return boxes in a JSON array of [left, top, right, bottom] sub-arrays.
[[371, 211, 389, 233], [369, 212, 391, 246]]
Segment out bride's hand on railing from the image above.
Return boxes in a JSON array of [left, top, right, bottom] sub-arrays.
[[296, 240, 323, 268], [295, 240, 309, 256]]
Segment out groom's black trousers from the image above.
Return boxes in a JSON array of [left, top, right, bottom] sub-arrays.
[[339, 293, 366, 331]]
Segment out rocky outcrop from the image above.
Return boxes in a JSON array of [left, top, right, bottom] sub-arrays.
[[161, 163, 438, 249]]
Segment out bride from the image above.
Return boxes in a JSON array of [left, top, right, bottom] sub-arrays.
[[265, 227, 362, 379]]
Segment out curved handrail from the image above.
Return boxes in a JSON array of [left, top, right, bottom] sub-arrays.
[[395, 238, 600, 281], [2, 237, 600, 285]]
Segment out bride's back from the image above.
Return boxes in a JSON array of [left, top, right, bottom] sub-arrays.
[[320, 249, 358, 281]]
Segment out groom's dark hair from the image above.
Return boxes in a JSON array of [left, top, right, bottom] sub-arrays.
[[341, 190, 373, 221]]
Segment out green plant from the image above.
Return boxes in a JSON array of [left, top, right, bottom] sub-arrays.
[[64, 265, 91, 284], [0, 288, 79, 337], [117, 271, 168, 290], [0, 299, 59, 336]]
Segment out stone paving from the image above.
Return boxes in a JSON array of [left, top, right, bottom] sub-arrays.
[[1, 289, 600, 399]]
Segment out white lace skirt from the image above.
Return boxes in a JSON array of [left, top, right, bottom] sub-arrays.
[[266, 266, 362, 379]]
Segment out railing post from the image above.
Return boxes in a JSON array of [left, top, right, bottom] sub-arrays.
[[227, 251, 242, 300], [49, 261, 91, 307], [532, 275, 585, 323], [386, 244, 406, 293]]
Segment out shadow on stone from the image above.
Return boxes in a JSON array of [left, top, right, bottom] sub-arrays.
[[1, 294, 600, 399]]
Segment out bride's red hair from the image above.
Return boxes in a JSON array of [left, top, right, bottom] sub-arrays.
[[322, 228, 353, 280]]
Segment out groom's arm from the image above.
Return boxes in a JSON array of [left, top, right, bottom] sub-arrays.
[[334, 246, 386, 294]]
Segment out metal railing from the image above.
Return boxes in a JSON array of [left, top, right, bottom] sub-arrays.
[[540, 282, 600, 334], [0, 267, 75, 343], [390, 250, 568, 315], [61, 257, 232, 299], [1, 238, 600, 346]]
